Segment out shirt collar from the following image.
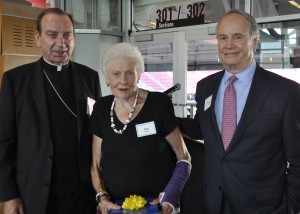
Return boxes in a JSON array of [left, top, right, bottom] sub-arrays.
[[42, 57, 70, 71], [223, 60, 256, 86], [43, 57, 69, 71]]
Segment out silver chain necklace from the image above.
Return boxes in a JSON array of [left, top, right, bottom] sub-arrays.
[[110, 89, 139, 134], [43, 69, 77, 118]]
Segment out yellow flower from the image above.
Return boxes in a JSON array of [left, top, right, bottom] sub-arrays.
[[122, 195, 147, 210]]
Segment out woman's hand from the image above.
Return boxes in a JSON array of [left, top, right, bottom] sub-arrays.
[[161, 203, 175, 214], [150, 197, 174, 214], [98, 199, 121, 214]]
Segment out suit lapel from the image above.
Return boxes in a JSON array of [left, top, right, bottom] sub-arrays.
[[70, 62, 86, 143], [226, 66, 272, 152], [30, 59, 52, 135], [206, 71, 226, 155]]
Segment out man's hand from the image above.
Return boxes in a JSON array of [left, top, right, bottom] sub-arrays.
[[3, 198, 24, 214]]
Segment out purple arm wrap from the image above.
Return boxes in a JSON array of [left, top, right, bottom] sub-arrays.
[[160, 160, 191, 209]]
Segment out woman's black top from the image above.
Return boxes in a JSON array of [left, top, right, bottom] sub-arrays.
[[89, 91, 177, 201]]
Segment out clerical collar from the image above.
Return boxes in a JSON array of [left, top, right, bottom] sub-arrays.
[[42, 57, 70, 72]]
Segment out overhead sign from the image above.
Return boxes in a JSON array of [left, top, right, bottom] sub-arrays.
[[156, 2, 206, 29]]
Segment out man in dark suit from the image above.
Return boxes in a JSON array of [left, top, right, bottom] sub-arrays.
[[178, 9, 300, 214], [0, 8, 101, 214]]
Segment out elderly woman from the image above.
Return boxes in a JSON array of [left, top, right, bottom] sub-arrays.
[[89, 43, 191, 214]]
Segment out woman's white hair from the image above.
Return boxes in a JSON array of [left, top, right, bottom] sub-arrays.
[[101, 43, 144, 76]]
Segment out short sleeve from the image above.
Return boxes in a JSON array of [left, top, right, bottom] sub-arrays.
[[89, 95, 114, 138], [158, 93, 178, 137]]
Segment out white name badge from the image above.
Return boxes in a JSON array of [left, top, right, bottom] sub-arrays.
[[136, 121, 157, 138]]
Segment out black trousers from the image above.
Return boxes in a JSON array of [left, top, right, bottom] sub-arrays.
[[220, 193, 232, 214], [46, 187, 96, 214]]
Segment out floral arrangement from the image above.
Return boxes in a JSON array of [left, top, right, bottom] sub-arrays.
[[122, 195, 147, 210]]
